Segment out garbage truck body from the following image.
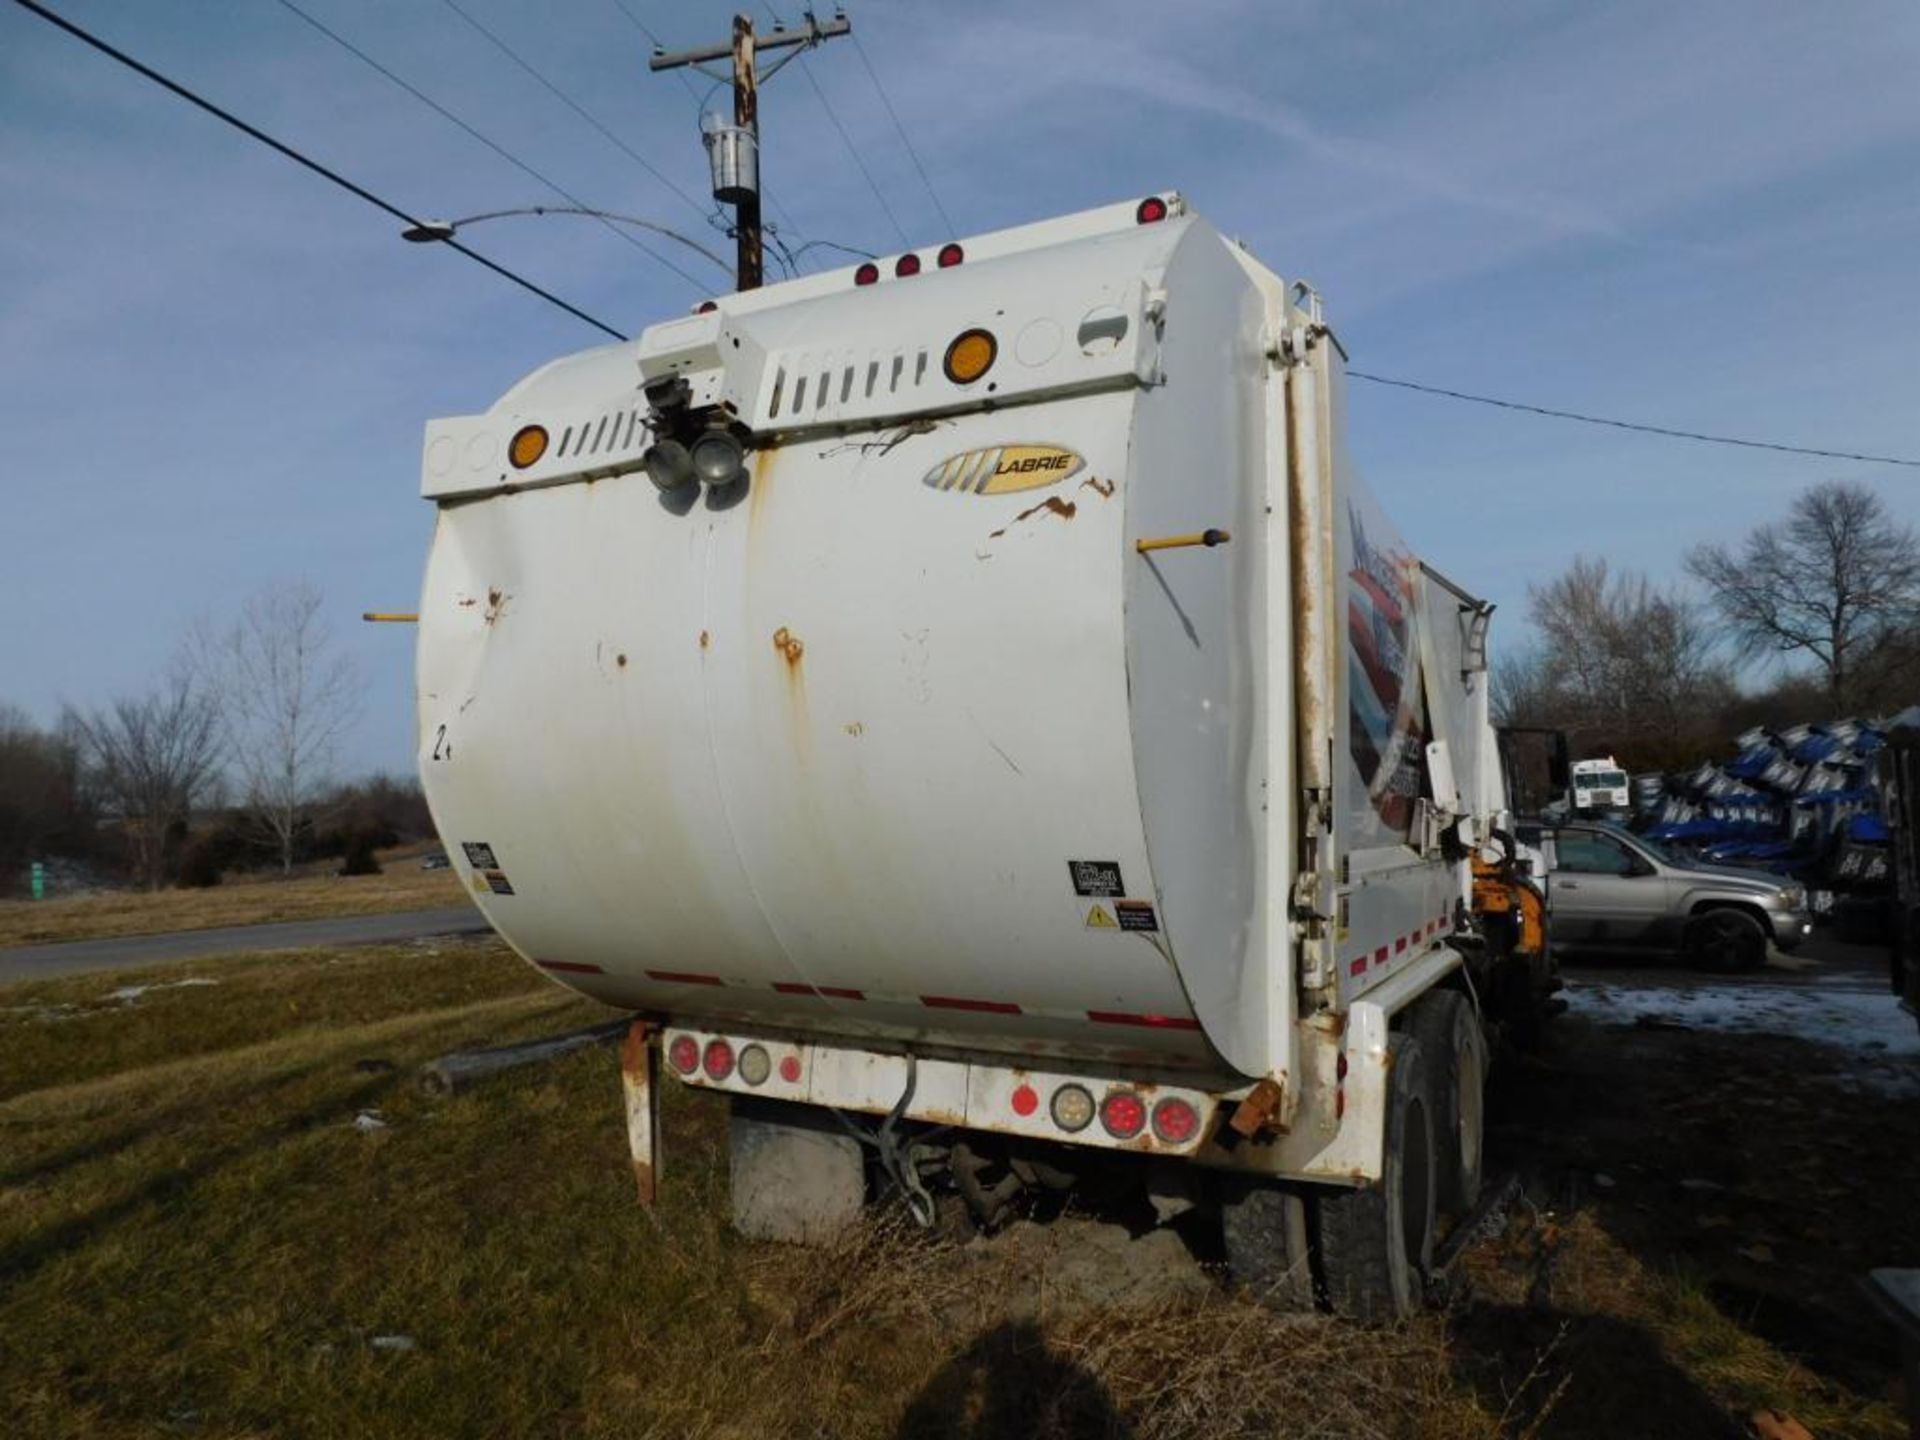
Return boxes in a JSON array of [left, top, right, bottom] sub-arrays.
[[414, 194, 1552, 1316]]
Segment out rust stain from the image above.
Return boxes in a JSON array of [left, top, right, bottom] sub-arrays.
[[772, 626, 804, 666], [1080, 475, 1115, 498], [988, 495, 1077, 540], [616, 653, 628, 669], [483, 587, 510, 626], [630, 1157, 656, 1207], [699, 630, 711, 650], [1228, 1077, 1287, 1139], [457, 596, 478, 609], [844, 721, 865, 737], [748, 447, 777, 530]]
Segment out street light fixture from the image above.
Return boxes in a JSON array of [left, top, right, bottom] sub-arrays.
[[401, 205, 731, 278]]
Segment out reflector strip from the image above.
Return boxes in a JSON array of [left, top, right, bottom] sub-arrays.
[[1395, 937, 1408, 954], [646, 969, 726, 986], [537, 959, 604, 974], [921, 995, 1022, 1014], [1086, 1011, 1202, 1030], [1374, 945, 1389, 964], [773, 982, 867, 1000], [1349, 957, 1368, 978]]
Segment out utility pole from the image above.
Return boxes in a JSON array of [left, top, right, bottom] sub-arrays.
[[650, 10, 852, 292]]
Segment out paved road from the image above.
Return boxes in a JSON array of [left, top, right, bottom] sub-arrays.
[[1559, 927, 1889, 993], [0, 906, 493, 984]]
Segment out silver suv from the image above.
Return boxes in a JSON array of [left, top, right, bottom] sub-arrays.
[[1547, 821, 1811, 970]]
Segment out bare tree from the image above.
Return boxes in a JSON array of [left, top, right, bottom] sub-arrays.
[[1509, 556, 1735, 769], [1685, 480, 1920, 707], [193, 583, 361, 874], [66, 670, 222, 890]]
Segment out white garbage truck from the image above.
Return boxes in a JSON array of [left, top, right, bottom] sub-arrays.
[[413, 193, 1553, 1320]]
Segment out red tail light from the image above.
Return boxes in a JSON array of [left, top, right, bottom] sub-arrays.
[[895, 252, 922, 277], [667, 1035, 699, 1074], [937, 243, 964, 268], [854, 262, 879, 286], [1150, 1097, 1198, 1144], [1010, 1083, 1039, 1117], [1100, 1090, 1146, 1140], [1136, 196, 1169, 224], [778, 1055, 802, 1083], [702, 1038, 735, 1081]]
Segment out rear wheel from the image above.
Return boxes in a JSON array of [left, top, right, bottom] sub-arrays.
[[1314, 1034, 1436, 1322], [1686, 907, 1767, 973], [1404, 989, 1487, 1219], [1220, 1178, 1314, 1311]]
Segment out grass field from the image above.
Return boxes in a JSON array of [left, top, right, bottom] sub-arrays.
[[0, 855, 470, 949], [0, 942, 1906, 1438]]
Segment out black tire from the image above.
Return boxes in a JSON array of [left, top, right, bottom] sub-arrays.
[[1220, 1178, 1314, 1311], [1313, 1034, 1436, 1322], [1404, 989, 1486, 1219], [1685, 907, 1768, 973]]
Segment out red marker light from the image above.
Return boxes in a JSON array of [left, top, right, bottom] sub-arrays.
[[895, 252, 922, 277], [1151, 1097, 1198, 1144], [702, 1038, 735, 1081], [937, 243, 964, 268], [1136, 196, 1169, 224], [696, 299, 719, 314], [667, 1035, 699, 1075], [1010, 1083, 1039, 1117], [1100, 1090, 1146, 1140], [778, 1055, 802, 1084], [854, 262, 879, 286]]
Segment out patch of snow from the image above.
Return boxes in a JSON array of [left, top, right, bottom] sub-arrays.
[[1567, 979, 1920, 1092], [369, 1334, 416, 1352], [353, 1110, 390, 1133], [102, 977, 219, 1004]]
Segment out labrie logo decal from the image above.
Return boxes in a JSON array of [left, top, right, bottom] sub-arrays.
[[922, 445, 1084, 496]]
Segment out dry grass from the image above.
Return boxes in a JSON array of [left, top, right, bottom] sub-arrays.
[[0, 851, 470, 948], [0, 945, 1905, 1438]]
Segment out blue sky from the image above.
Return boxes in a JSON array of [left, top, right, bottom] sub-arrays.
[[4, 0, 1917, 776]]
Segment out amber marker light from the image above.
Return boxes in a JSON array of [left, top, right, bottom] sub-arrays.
[[508, 424, 549, 469], [943, 328, 997, 385]]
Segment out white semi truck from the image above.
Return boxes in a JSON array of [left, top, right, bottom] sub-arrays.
[[413, 193, 1553, 1320]]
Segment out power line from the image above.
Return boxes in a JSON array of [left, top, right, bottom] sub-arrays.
[[795, 51, 910, 247], [436, 0, 709, 224], [10, 0, 626, 341], [273, 0, 703, 290], [1345, 370, 1920, 470], [849, 32, 955, 238]]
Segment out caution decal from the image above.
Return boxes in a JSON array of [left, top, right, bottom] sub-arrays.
[[924, 444, 1083, 497]]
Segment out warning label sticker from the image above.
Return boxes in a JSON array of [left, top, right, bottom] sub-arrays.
[[1115, 900, 1159, 933], [462, 841, 499, 870], [1085, 904, 1118, 930], [484, 870, 515, 896], [1068, 860, 1125, 898]]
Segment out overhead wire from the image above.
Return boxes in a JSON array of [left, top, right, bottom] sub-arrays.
[[436, 0, 709, 223], [1344, 371, 1920, 470], [272, 0, 704, 289], [849, 31, 954, 238], [10, 0, 626, 340], [794, 53, 910, 248]]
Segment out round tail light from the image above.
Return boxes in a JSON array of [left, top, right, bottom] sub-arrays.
[[695, 299, 718, 314], [737, 1044, 771, 1086], [1050, 1084, 1095, 1132], [895, 252, 922, 277], [1150, 1097, 1199, 1144], [937, 242, 964, 268], [778, 1055, 802, 1084], [854, 261, 879, 286], [702, 1039, 735, 1081], [1100, 1090, 1146, 1140], [1136, 196, 1169, 224], [667, 1034, 699, 1075]]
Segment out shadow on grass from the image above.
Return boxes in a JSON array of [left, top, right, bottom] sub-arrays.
[[894, 1320, 1133, 1440], [0, 1074, 389, 1290], [1448, 1302, 1745, 1440]]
